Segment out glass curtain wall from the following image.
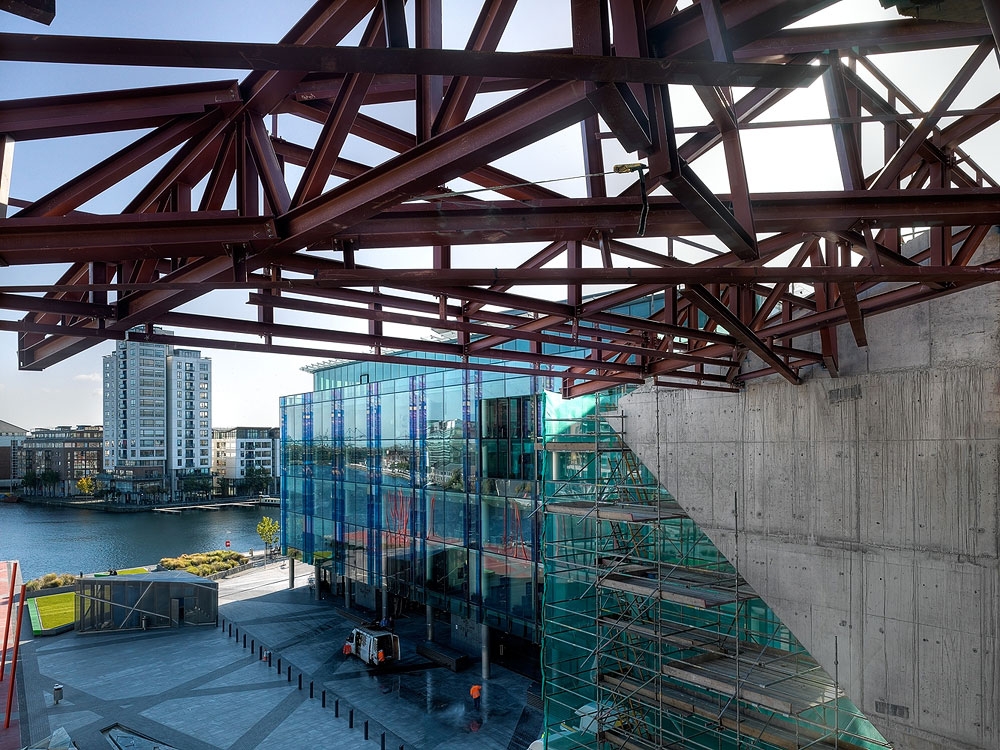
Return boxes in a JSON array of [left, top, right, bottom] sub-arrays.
[[281, 364, 555, 640]]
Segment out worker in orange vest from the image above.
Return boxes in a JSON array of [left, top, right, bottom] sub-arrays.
[[470, 683, 482, 710]]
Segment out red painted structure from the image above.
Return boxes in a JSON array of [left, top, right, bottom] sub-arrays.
[[1, 562, 23, 734], [0, 1, 998, 396]]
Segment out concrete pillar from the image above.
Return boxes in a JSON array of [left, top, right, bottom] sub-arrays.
[[343, 575, 350, 608], [314, 561, 321, 600], [480, 622, 490, 680], [617, 229, 1000, 750], [381, 585, 389, 619], [425, 604, 433, 642], [287, 557, 294, 588]]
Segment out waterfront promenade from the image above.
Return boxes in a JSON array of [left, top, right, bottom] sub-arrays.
[[15, 494, 279, 514], [7, 561, 541, 749]]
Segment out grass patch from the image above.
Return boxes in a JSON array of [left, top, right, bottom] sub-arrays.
[[34, 591, 75, 630], [94, 566, 149, 577]]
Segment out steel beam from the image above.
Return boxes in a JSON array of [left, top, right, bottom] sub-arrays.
[[0, 0, 53, 24], [682, 285, 800, 385], [313, 265, 1000, 286], [16, 112, 220, 218], [4, 0, 999, 398], [432, 0, 517, 134], [336, 189, 1000, 246], [291, 7, 385, 206], [0, 33, 826, 89], [0, 134, 11, 220], [0, 293, 114, 318], [278, 80, 595, 248], [0, 213, 275, 264], [0, 81, 240, 141]]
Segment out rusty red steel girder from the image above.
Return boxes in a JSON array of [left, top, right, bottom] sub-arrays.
[[1, 0, 999, 395]]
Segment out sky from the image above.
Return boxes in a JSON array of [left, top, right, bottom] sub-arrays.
[[0, 0, 322, 430], [1, 0, 996, 431]]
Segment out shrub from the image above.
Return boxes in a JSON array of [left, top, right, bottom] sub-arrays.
[[25, 573, 77, 592], [160, 550, 247, 577]]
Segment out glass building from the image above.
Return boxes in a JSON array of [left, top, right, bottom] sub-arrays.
[[282, 356, 555, 667], [280, 297, 891, 749]]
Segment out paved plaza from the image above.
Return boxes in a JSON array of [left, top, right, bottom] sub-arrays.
[[10, 562, 541, 749]]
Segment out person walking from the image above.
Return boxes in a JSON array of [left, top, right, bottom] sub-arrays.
[[470, 683, 482, 710]]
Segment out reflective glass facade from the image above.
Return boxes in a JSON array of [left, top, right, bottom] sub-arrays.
[[281, 362, 556, 641]]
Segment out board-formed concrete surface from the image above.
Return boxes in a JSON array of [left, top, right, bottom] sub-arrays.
[[619, 230, 1000, 750], [15, 562, 540, 749]]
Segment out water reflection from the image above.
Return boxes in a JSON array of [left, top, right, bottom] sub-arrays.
[[1, 503, 265, 580]]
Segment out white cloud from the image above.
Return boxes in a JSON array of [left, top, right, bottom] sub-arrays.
[[74, 373, 101, 383]]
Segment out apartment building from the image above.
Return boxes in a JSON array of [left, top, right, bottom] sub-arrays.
[[0, 419, 27, 491], [17, 425, 103, 496], [102, 331, 211, 499], [211, 426, 279, 496]]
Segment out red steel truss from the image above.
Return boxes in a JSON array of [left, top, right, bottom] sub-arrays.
[[1, 1, 998, 396]]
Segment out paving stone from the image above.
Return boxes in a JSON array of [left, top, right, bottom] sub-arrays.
[[16, 563, 542, 750]]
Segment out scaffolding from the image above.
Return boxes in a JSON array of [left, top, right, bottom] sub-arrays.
[[540, 390, 891, 750]]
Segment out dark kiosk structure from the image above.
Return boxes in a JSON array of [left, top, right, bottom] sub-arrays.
[[75, 571, 218, 633]]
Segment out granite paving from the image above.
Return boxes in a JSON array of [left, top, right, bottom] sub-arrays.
[[13, 561, 542, 749]]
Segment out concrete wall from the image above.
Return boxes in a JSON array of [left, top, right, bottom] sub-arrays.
[[618, 231, 1000, 750]]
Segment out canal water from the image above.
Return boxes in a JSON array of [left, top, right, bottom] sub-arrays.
[[0, 502, 268, 581]]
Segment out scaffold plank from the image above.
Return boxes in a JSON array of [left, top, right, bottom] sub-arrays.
[[544, 499, 685, 521], [662, 649, 840, 716], [600, 672, 872, 750], [597, 617, 728, 654], [663, 662, 795, 713], [598, 566, 757, 608]]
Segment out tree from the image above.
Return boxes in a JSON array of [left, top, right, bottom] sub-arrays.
[[179, 472, 212, 501], [21, 470, 38, 496], [243, 465, 271, 496], [257, 516, 280, 561], [40, 468, 61, 497], [76, 475, 97, 496]]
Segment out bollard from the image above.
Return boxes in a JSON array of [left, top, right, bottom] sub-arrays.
[[364, 721, 369, 740], [310, 681, 313, 698], [243, 634, 247, 648], [287, 665, 291, 682], [277, 658, 281, 672], [251, 639, 254, 652], [381, 732, 385, 750], [335, 699, 339, 717], [228, 623, 232, 636], [235, 627, 239, 640], [322, 690, 326, 708], [267, 651, 272, 667], [349, 709, 354, 728], [258, 645, 262, 660], [298, 673, 302, 690]]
